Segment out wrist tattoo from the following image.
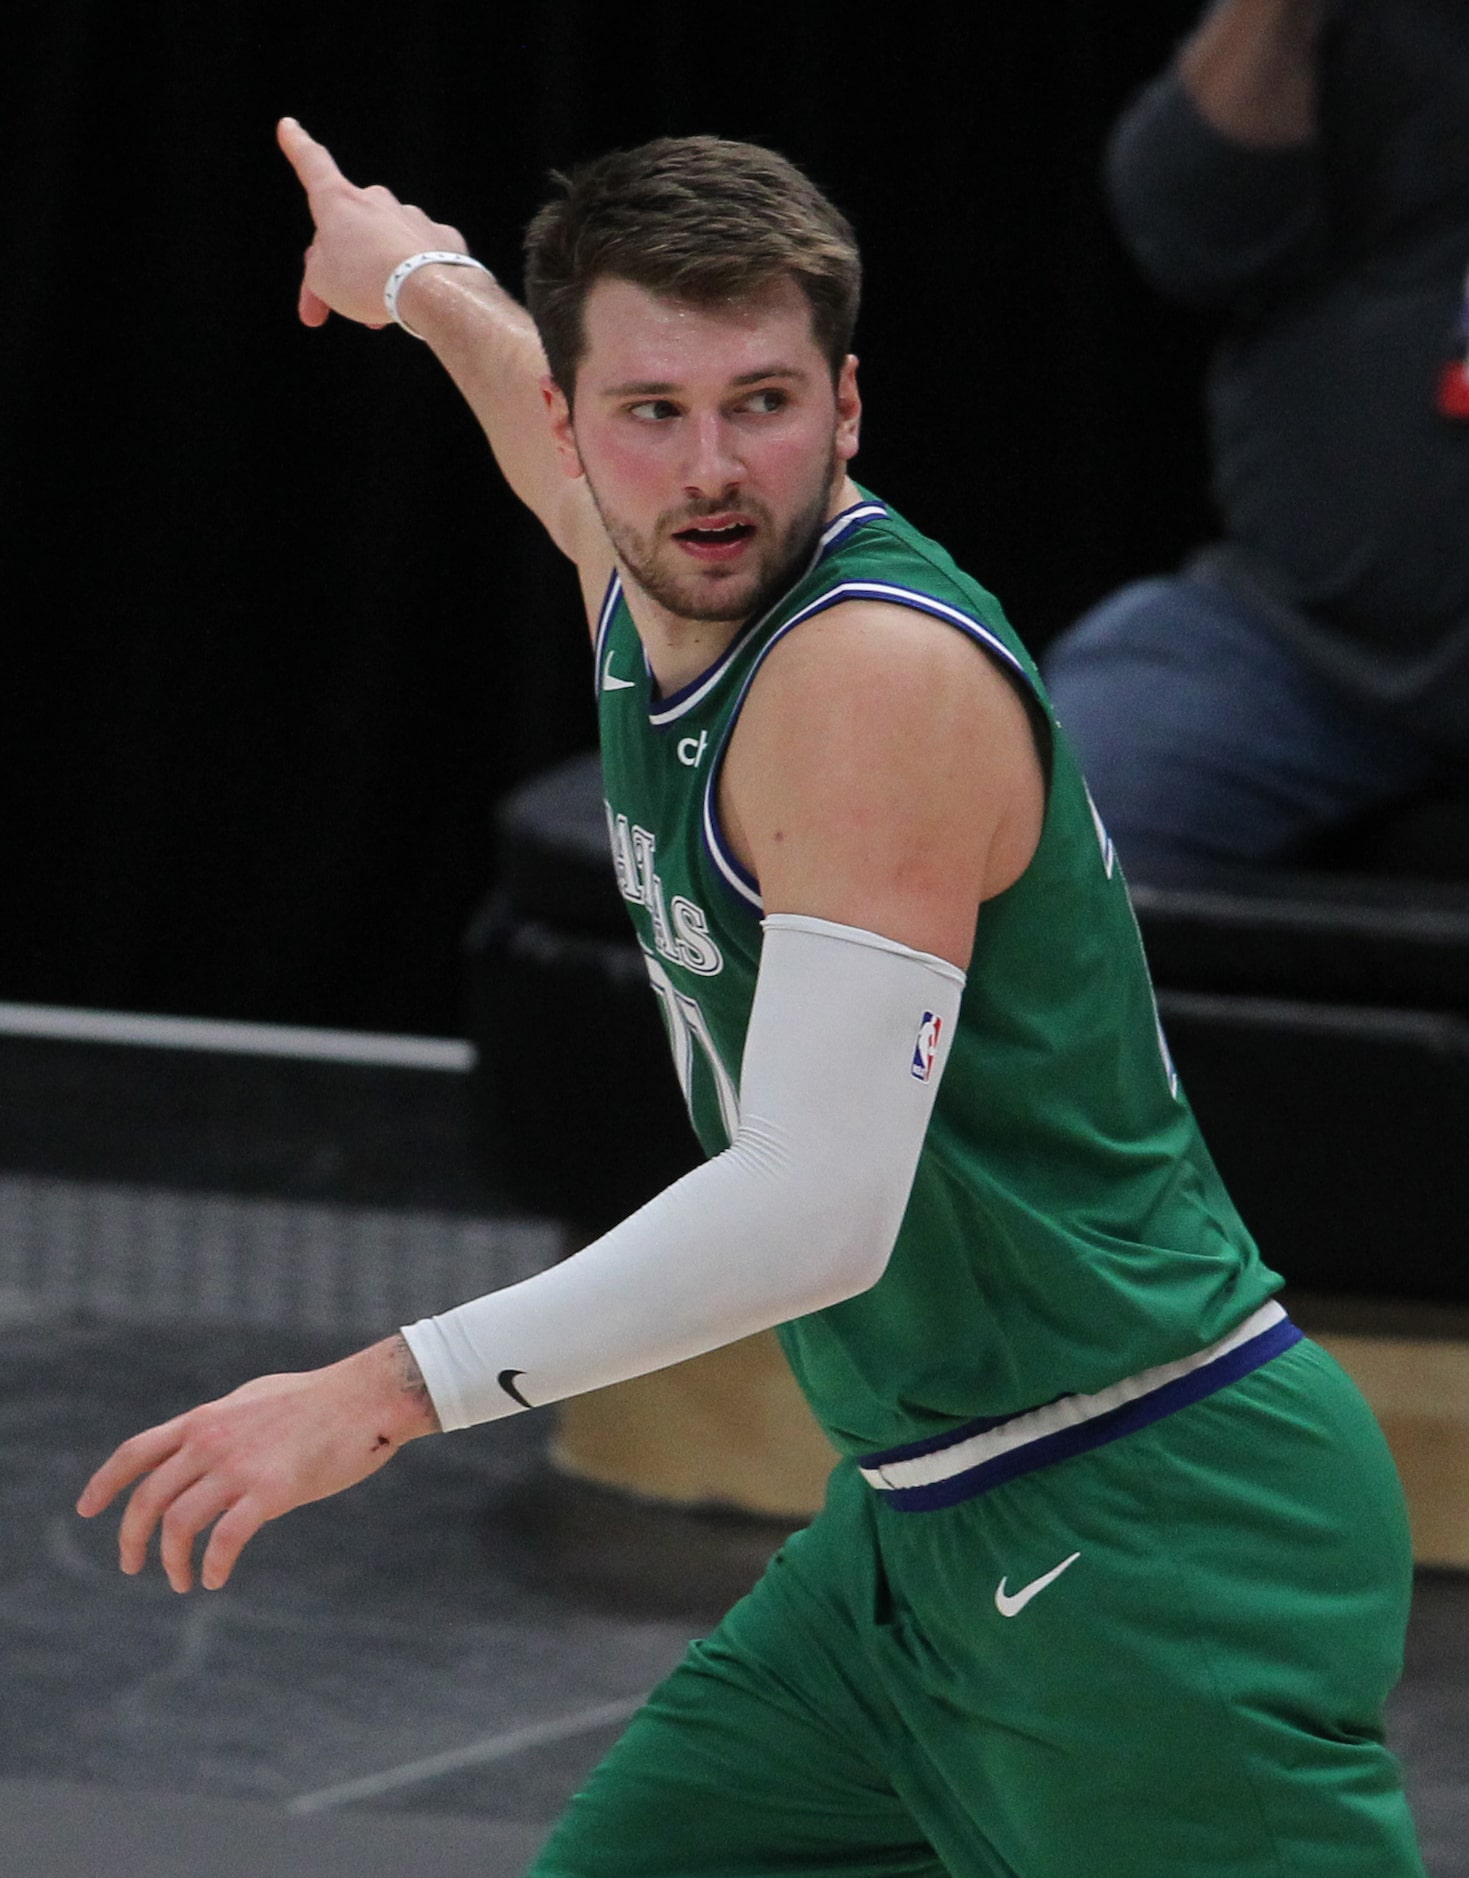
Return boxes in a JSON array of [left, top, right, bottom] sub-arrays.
[[389, 1333, 442, 1433]]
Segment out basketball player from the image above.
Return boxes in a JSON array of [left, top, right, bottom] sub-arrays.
[[78, 120, 1426, 1876]]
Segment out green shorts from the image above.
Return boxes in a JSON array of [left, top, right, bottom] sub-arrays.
[[530, 1338, 1425, 1878]]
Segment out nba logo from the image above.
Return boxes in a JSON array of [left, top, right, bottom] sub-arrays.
[[911, 1011, 942, 1082]]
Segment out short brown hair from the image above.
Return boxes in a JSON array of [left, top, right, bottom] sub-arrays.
[[524, 135, 862, 398]]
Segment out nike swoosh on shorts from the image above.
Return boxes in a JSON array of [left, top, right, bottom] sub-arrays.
[[994, 1550, 1081, 1617]]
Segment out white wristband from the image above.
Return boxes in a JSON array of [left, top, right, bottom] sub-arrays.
[[383, 251, 493, 339]]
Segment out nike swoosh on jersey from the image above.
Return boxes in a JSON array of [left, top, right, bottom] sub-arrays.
[[994, 1550, 1081, 1617], [602, 656, 637, 691]]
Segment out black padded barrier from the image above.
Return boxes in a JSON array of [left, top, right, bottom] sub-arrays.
[[493, 754, 628, 939], [468, 752, 1469, 1300], [1158, 990, 1469, 1302], [1131, 822, 1469, 1302], [1131, 869, 1469, 1013], [466, 891, 700, 1234], [466, 752, 700, 1237]]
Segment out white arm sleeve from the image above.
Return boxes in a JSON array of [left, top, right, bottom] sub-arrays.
[[401, 913, 965, 1431]]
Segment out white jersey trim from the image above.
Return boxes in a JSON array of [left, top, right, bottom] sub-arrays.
[[859, 1299, 1288, 1494], [645, 501, 890, 727], [591, 571, 625, 700], [701, 578, 1037, 916]]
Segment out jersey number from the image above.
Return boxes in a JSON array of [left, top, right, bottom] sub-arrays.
[[643, 952, 742, 1143]]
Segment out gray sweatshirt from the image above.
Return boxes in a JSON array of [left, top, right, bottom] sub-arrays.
[[1108, 0, 1469, 747]]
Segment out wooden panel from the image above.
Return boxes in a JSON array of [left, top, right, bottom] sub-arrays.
[[551, 1330, 836, 1519], [1316, 1334, 1469, 1568]]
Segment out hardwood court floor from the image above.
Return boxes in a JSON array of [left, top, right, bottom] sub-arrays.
[[0, 1026, 1464, 1876]]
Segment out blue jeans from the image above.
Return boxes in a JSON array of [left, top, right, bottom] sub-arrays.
[[1042, 573, 1441, 880]]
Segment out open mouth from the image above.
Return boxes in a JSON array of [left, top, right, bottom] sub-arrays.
[[673, 520, 756, 549]]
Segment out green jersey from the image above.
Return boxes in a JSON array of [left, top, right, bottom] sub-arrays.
[[595, 490, 1280, 1456]]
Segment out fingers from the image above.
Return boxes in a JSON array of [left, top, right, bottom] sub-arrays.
[[76, 1357, 404, 1593], [298, 269, 331, 329], [200, 1499, 268, 1593], [117, 1444, 210, 1578], [79, 1425, 263, 1593], [159, 1476, 241, 1594], [277, 116, 351, 201], [279, 118, 343, 332], [75, 1416, 187, 1520]]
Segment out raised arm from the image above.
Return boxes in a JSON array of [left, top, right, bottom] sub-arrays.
[[1179, 0, 1328, 146], [1106, 1, 1330, 306], [277, 119, 603, 574]]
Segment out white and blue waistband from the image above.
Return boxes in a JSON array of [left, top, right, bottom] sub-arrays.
[[859, 1300, 1301, 1510]]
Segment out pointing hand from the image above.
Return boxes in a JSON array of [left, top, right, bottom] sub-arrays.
[[277, 117, 473, 332]]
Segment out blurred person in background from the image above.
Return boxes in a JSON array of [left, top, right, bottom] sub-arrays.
[[1043, 0, 1469, 880]]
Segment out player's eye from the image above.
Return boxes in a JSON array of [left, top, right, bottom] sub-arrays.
[[739, 388, 788, 415], [627, 399, 680, 422]]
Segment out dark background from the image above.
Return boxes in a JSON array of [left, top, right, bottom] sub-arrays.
[[1, 2, 1212, 1036]]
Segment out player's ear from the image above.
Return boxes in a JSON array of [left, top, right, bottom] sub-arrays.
[[835, 354, 861, 465], [542, 375, 584, 478]]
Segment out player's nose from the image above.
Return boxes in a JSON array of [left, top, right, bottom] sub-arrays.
[[681, 411, 744, 495]]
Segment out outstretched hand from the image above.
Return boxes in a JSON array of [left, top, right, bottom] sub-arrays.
[[277, 117, 471, 331], [76, 1337, 438, 1592]]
